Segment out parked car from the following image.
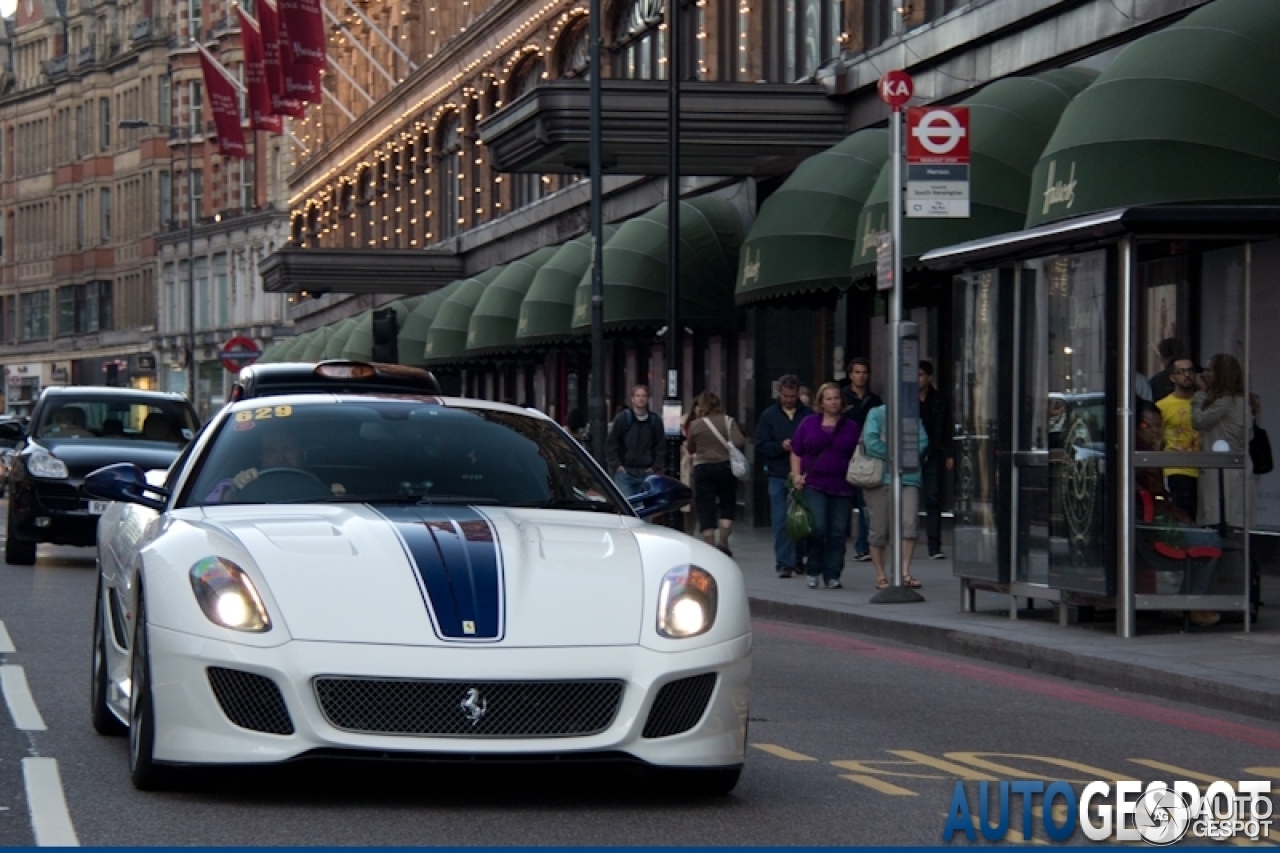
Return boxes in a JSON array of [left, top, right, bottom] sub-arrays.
[[229, 360, 441, 402], [2, 387, 199, 566], [0, 415, 26, 497], [83, 393, 748, 794]]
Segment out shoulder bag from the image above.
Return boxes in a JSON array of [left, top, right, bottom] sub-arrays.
[[846, 436, 885, 490], [703, 417, 749, 480]]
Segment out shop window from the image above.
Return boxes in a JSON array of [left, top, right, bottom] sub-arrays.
[[614, 0, 665, 80], [20, 290, 50, 342], [557, 17, 590, 78], [766, 0, 841, 82]]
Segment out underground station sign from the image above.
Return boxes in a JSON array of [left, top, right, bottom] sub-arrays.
[[906, 106, 970, 219], [220, 336, 262, 373]]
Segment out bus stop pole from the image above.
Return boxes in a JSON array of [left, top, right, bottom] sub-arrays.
[[889, 106, 904, 590], [1118, 236, 1135, 638]]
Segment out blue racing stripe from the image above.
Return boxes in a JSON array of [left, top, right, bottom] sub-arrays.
[[370, 505, 504, 640]]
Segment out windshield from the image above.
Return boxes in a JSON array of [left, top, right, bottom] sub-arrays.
[[34, 397, 197, 448], [183, 400, 629, 513]]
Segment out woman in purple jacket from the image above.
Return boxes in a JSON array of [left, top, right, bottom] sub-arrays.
[[789, 382, 861, 589]]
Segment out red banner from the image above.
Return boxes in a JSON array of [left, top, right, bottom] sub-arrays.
[[277, 4, 324, 106], [278, 0, 326, 66], [259, 0, 305, 117], [197, 46, 247, 159], [236, 7, 282, 134]]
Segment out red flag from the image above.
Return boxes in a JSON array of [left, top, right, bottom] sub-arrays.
[[278, 0, 326, 66], [277, 3, 324, 105], [197, 45, 247, 159], [237, 7, 282, 134], [260, 0, 305, 117]]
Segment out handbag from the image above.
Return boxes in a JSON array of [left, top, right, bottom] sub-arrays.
[[703, 417, 749, 480], [1251, 420, 1274, 476], [784, 484, 814, 541], [846, 439, 885, 490]]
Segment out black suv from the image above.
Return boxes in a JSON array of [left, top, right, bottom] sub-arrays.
[[2, 387, 199, 565], [230, 360, 442, 401]]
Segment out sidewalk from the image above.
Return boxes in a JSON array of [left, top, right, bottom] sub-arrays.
[[725, 523, 1280, 723]]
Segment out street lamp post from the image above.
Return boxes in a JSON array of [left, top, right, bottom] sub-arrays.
[[120, 118, 196, 407]]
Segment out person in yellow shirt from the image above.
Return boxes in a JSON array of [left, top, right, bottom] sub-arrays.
[[1155, 357, 1200, 518]]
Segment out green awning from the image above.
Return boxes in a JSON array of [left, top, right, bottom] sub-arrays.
[[571, 195, 745, 331], [736, 129, 888, 304], [851, 68, 1097, 281], [466, 248, 559, 355], [274, 334, 311, 361], [517, 227, 619, 344], [342, 299, 417, 362], [399, 287, 462, 367], [322, 317, 361, 359], [423, 267, 506, 365], [256, 342, 285, 364], [1027, 0, 1280, 227], [299, 327, 333, 362]]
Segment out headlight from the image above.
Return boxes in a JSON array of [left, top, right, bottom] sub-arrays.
[[657, 565, 717, 639], [27, 450, 69, 479], [189, 557, 271, 632]]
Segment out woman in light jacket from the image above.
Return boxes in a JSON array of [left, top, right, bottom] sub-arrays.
[[861, 404, 929, 590], [1193, 353, 1250, 531], [685, 391, 746, 556]]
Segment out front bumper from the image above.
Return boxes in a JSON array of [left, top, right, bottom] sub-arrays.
[[147, 626, 751, 768], [8, 480, 100, 545]]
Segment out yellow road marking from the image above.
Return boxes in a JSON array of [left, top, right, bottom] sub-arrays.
[[887, 750, 999, 781], [839, 774, 918, 796], [1245, 767, 1280, 782], [944, 752, 1134, 783], [750, 743, 817, 761]]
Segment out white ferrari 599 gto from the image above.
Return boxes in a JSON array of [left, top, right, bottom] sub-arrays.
[[85, 394, 750, 793]]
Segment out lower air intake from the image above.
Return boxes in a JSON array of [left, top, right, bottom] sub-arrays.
[[642, 673, 717, 739], [207, 667, 295, 735]]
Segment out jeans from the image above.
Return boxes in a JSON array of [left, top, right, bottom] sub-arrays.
[[804, 488, 852, 582], [921, 457, 945, 553], [613, 470, 648, 497], [768, 477, 804, 572], [1181, 526, 1222, 595], [852, 488, 870, 556]]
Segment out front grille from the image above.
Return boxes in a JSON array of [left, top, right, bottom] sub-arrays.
[[313, 677, 624, 738], [642, 673, 717, 739], [36, 483, 84, 512], [207, 667, 295, 735]]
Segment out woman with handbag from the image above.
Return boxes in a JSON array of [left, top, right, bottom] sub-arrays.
[[860, 404, 929, 589], [686, 391, 747, 556], [789, 383, 861, 589]]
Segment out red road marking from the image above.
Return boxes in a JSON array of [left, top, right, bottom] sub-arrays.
[[754, 620, 1280, 752]]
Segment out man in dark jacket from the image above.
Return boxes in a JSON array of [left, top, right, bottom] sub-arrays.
[[606, 384, 665, 496], [841, 357, 882, 561], [755, 374, 813, 578], [918, 360, 952, 559]]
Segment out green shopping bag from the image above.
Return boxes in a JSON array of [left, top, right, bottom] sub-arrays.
[[784, 482, 814, 542]]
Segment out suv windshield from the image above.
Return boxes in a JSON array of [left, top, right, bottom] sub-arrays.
[[183, 400, 629, 513], [34, 397, 197, 448]]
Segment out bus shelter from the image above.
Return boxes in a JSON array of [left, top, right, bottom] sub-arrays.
[[921, 205, 1280, 637]]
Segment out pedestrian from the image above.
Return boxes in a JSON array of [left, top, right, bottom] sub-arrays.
[[790, 382, 861, 589], [860, 403, 929, 589], [755, 374, 813, 578], [841, 357, 883, 562], [1155, 356, 1200, 519], [917, 360, 952, 560], [605, 384, 665, 497], [1148, 337, 1186, 404], [685, 391, 746, 556]]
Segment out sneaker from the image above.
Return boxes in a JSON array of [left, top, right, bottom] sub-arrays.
[[826, 579, 842, 589], [929, 551, 946, 560], [1188, 610, 1221, 627], [807, 576, 819, 588], [776, 568, 793, 579], [852, 552, 872, 562]]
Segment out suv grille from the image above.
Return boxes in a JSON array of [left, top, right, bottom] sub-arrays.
[[313, 677, 624, 738], [642, 673, 717, 738], [207, 667, 295, 735]]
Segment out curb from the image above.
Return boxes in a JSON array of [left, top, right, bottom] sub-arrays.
[[749, 597, 1280, 724]]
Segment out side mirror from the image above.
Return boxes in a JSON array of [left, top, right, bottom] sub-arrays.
[[0, 421, 25, 444], [83, 463, 171, 512], [628, 474, 692, 519]]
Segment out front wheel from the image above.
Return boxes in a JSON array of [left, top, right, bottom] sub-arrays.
[[128, 593, 171, 790], [90, 578, 126, 737], [4, 514, 35, 566]]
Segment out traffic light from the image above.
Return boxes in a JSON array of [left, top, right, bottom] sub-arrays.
[[371, 307, 399, 363]]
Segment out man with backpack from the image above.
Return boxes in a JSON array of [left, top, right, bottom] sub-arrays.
[[606, 384, 666, 496]]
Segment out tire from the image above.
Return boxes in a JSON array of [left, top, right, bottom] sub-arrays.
[[128, 593, 171, 790], [4, 516, 36, 566], [90, 578, 126, 737], [653, 765, 742, 797]]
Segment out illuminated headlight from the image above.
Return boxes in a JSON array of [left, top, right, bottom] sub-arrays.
[[657, 566, 718, 639], [27, 451, 69, 479], [189, 557, 271, 632]]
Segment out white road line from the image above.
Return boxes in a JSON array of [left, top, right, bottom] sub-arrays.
[[22, 758, 79, 847], [0, 621, 14, 653], [0, 665, 47, 731]]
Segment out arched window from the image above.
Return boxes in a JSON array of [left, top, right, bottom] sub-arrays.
[[557, 16, 590, 78], [509, 58, 547, 211], [614, 0, 664, 80], [485, 83, 504, 216], [435, 113, 462, 241]]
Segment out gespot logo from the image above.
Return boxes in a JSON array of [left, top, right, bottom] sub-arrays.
[[941, 779, 1273, 844]]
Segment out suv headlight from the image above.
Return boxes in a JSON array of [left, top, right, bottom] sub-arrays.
[[189, 557, 271, 632], [657, 566, 717, 639], [27, 450, 69, 479]]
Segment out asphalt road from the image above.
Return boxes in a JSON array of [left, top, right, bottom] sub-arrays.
[[1, 527, 1279, 845]]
